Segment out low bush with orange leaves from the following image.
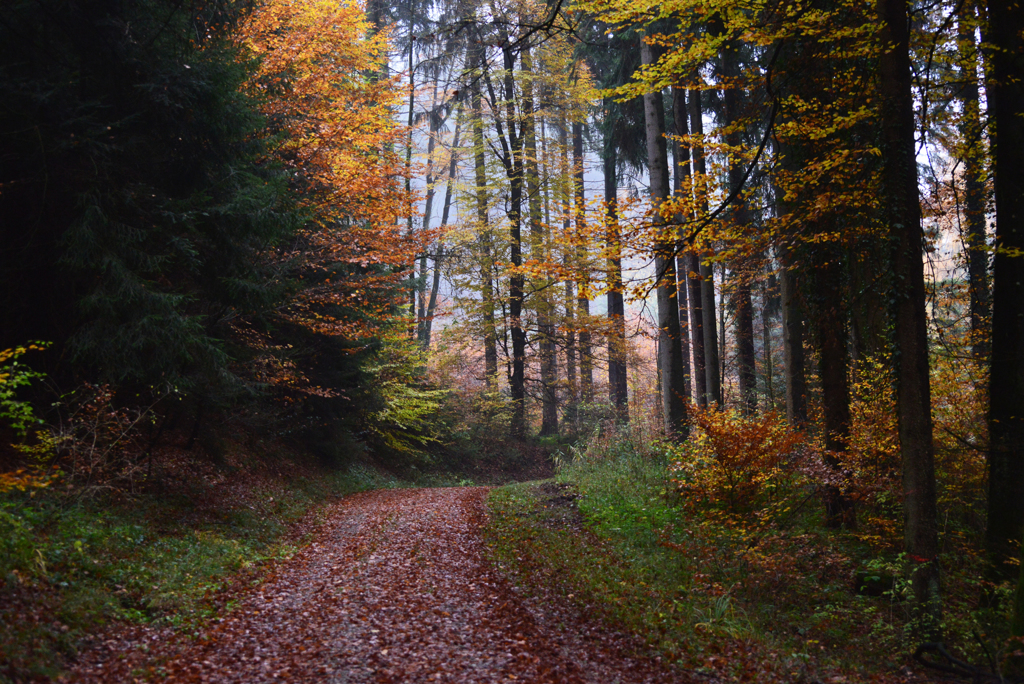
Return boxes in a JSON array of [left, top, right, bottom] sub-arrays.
[[668, 407, 809, 527]]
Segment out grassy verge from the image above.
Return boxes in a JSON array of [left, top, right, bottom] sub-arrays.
[[484, 442, 1012, 683], [0, 460, 399, 682]]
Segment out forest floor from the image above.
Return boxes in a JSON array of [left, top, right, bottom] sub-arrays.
[[60, 487, 692, 684]]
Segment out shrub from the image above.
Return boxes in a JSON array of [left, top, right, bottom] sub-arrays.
[[668, 407, 807, 526], [0, 343, 48, 438]]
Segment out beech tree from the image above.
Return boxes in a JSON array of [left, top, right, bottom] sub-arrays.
[[642, 39, 688, 439]]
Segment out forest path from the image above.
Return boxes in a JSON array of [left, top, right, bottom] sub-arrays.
[[65, 487, 688, 683]]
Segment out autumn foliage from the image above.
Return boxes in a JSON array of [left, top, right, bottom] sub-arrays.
[[669, 408, 806, 525], [238, 0, 422, 341]]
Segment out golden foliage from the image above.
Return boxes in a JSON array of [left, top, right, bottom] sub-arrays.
[[237, 0, 421, 338]]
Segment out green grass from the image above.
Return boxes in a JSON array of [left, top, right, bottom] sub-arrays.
[[484, 441, 1016, 682], [0, 464, 399, 682]]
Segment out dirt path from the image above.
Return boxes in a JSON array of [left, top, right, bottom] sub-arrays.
[[65, 487, 688, 683]]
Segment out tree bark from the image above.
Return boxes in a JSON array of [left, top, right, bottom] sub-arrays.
[[524, 49, 550, 436], [506, 48, 526, 439], [573, 121, 594, 403], [560, 120, 578, 429], [471, 45, 498, 387], [481, 37, 527, 438], [721, 36, 757, 415], [675, 85, 705, 408], [643, 39, 688, 439], [733, 275, 757, 414], [671, 86, 693, 403], [604, 134, 629, 423], [780, 264, 807, 425], [689, 87, 721, 406], [958, 3, 989, 361], [814, 251, 856, 529], [405, 13, 417, 321], [532, 111, 557, 438], [986, 0, 1024, 582], [417, 84, 440, 345], [878, 0, 941, 635], [423, 110, 461, 348]]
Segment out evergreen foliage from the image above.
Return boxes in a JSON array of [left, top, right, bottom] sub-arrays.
[[0, 0, 298, 392]]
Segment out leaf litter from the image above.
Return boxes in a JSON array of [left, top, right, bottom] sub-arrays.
[[61, 487, 692, 683]]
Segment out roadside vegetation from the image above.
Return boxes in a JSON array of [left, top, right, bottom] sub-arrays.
[[485, 404, 1014, 683], [0, 340, 545, 681], [0, 439, 401, 682]]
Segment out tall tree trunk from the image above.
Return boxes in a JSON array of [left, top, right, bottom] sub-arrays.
[[560, 120, 578, 428], [878, 0, 941, 635], [733, 275, 756, 414], [986, 0, 1024, 583], [573, 121, 594, 403], [813, 250, 856, 529], [686, 253, 706, 407], [721, 37, 757, 415], [405, 13, 417, 322], [762, 277, 776, 410], [776, 15, 852, 522], [535, 115, 559, 436], [781, 264, 808, 425], [676, 84, 705, 408], [671, 86, 693, 402], [720, 265, 728, 392], [417, 84, 440, 345], [643, 39, 687, 439], [958, 3, 989, 361], [605, 139, 629, 423], [505, 47, 527, 439], [471, 48, 498, 387], [761, 269, 781, 409], [689, 87, 721, 406], [423, 111, 461, 348], [480, 239, 499, 389]]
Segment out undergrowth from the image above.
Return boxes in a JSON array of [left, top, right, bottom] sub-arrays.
[[485, 410, 1016, 683], [0, 462, 398, 682]]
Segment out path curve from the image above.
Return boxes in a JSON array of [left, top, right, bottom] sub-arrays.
[[66, 487, 687, 683]]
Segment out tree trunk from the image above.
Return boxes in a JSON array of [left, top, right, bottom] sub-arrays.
[[676, 84, 705, 408], [471, 48, 498, 387], [671, 86, 693, 403], [720, 263, 728, 396], [781, 264, 807, 425], [761, 270, 780, 410], [733, 276, 757, 414], [721, 37, 757, 415], [405, 15, 417, 321], [814, 252, 856, 529], [423, 111, 461, 348], [848, 247, 890, 363], [505, 47, 527, 439], [604, 136, 629, 423], [689, 87, 721, 406], [560, 120, 578, 428], [573, 121, 594, 403], [987, 0, 1024, 582], [643, 39, 688, 439], [528, 105, 561, 438], [878, 0, 941, 636], [686, 254, 706, 408], [958, 3, 989, 361], [417, 84, 440, 345]]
